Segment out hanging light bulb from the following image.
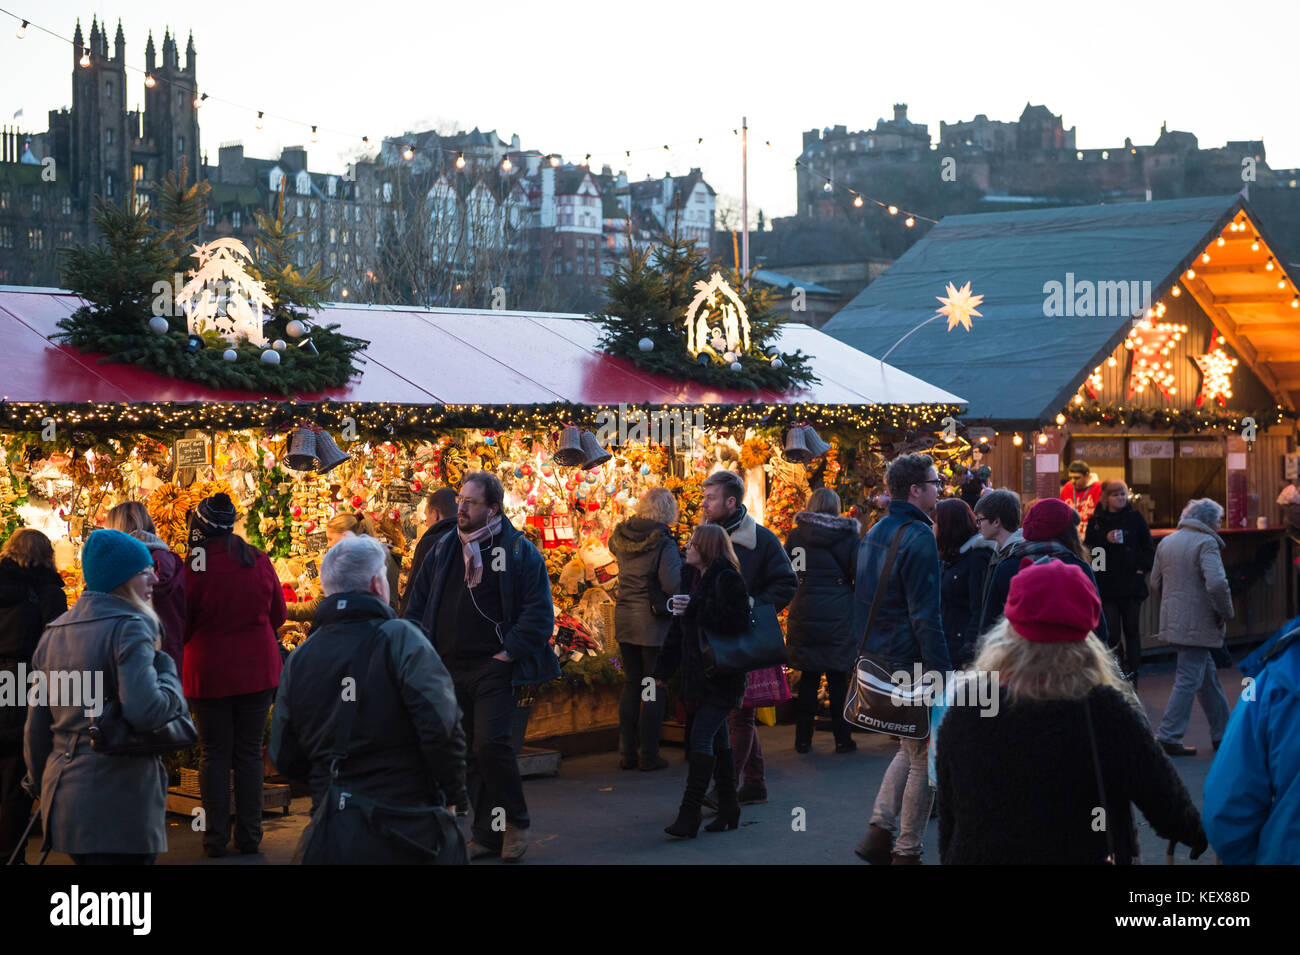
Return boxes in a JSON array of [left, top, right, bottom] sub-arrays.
[[853, 195, 864, 208], [16, 20, 28, 39], [887, 205, 898, 215], [1012, 434, 1023, 447], [1055, 413, 1066, 425], [905, 216, 915, 228], [502, 155, 512, 171], [1293, 295, 1299, 309], [1266, 258, 1275, 271], [1251, 239, 1260, 251], [582, 154, 591, 165], [144, 72, 156, 88], [1216, 237, 1225, 247], [1172, 286, 1181, 296], [1186, 268, 1195, 279], [549, 155, 560, 167], [79, 47, 91, 67], [1201, 252, 1211, 263], [255, 110, 264, 129], [403, 144, 414, 161], [194, 92, 208, 108], [1279, 279, 1287, 290], [362, 135, 370, 149]]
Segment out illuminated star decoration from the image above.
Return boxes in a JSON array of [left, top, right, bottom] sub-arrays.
[[1124, 320, 1185, 400], [1193, 336, 1238, 407], [936, 281, 983, 331]]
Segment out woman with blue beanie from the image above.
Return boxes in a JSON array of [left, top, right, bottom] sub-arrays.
[[23, 528, 187, 865]]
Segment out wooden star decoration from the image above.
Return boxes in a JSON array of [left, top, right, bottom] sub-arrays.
[[936, 281, 983, 331]]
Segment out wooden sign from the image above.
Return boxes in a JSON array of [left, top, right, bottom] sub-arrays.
[[304, 558, 319, 580], [1179, 441, 1223, 458], [1129, 440, 1174, 459], [1072, 439, 1123, 460], [175, 438, 209, 467]]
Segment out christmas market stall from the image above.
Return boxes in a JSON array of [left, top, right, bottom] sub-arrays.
[[0, 234, 965, 754], [825, 193, 1300, 647]]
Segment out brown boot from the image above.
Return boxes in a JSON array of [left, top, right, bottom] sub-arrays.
[[891, 852, 922, 865], [854, 823, 894, 865]]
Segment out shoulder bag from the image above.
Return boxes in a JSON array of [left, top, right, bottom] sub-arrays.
[[294, 619, 467, 865], [699, 603, 787, 677], [89, 617, 197, 757], [843, 521, 931, 740]]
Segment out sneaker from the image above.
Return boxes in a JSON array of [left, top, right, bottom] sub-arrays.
[[854, 824, 893, 865], [466, 840, 500, 860], [501, 823, 529, 862], [736, 782, 767, 805], [1159, 739, 1197, 757]]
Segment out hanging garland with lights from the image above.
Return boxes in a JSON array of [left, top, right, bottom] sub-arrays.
[[594, 233, 817, 392], [1064, 400, 1297, 434], [53, 180, 368, 396]]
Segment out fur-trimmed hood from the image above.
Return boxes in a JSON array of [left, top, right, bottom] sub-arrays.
[[609, 517, 670, 557], [959, 532, 996, 555], [794, 510, 862, 540]]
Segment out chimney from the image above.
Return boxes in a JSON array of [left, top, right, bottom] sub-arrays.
[[280, 145, 308, 172], [540, 165, 556, 227], [218, 142, 246, 183], [893, 103, 907, 123], [616, 171, 627, 189], [526, 154, 540, 176], [662, 173, 673, 208]]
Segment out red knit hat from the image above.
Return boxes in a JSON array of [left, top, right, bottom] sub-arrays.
[[1004, 559, 1100, 643], [1022, 497, 1079, 541]]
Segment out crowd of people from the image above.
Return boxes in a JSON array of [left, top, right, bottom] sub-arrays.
[[2, 451, 1296, 866]]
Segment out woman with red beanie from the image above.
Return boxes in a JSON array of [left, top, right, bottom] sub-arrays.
[[936, 559, 1206, 864], [183, 493, 286, 857], [975, 497, 1108, 646]]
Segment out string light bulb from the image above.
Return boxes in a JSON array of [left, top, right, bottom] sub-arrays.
[[455, 152, 465, 169], [502, 156, 512, 171], [853, 195, 864, 208], [1201, 252, 1211, 263], [16, 20, 28, 39], [194, 93, 208, 108], [403, 145, 414, 161], [1055, 414, 1066, 426], [1216, 237, 1225, 247], [310, 125, 319, 142], [1186, 268, 1195, 279], [905, 216, 915, 228], [1266, 258, 1275, 271], [1251, 238, 1260, 251], [255, 111, 264, 129], [144, 73, 156, 88], [549, 155, 560, 167], [887, 205, 898, 216], [1012, 434, 1023, 446], [79, 47, 90, 67]]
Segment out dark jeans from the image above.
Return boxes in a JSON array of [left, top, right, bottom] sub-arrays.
[[689, 703, 731, 755], [1102, 597, 1144, 683], [729, 707, 765, 786], [617, 642, 665, 762], [794, 670, 852, 743], [0, 744, 33, 863], [450, 656, 529, 848], [71, 853, 156, 865], [192, 688, 275, 852]]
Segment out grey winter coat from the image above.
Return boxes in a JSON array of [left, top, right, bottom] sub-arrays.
[[609, 517, 682, 647], [23, 592, 187, 855], [783, 511, 860, 672], [1149, 518, 1235, 648]]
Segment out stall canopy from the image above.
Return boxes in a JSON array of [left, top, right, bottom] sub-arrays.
[[0, 288, 965, 407], [822, 193, 1300, 424]]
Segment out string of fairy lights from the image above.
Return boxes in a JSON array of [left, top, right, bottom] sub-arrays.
[[0, 399, 964, 442], [1, 7, 935, 231]]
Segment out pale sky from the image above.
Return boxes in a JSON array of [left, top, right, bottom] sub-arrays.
[[4, 0, 1297, 222]]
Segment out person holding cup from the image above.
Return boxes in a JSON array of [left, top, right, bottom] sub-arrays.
[[652, 524, 751, 839], [1084, 479, 1155, 687]]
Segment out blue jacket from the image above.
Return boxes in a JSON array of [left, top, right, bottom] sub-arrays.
[[851, 501, 951, 673], [1202, 619, 1300, 864], [403, 515, 561, 687]]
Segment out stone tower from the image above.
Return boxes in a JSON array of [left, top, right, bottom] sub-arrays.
[[143, 27, 201, 188]]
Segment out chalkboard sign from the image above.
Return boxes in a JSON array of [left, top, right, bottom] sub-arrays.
[[304, 531, 328, 552], [387, 484, 413, 504], [304, 558, 320, 580], [175, 438, 209, 467]]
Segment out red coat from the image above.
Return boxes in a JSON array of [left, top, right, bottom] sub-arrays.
[[151, 548, 188, 673], [183, 541, 286, 699], [1060, 477, 1103, 530]]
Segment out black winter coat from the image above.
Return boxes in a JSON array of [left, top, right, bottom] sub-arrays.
[[400, 517, 456, 615], [271, 592, 468, 811], [783, 511, 860, 672], [941, 535, 995, 669], [937, 685, 1205, 864], [978, 541, 1110, 645], [653, 559, 750, 710], [1083, 504, 1156, 600], [0, 558, 67, 745], [718, 506, 798, 611]]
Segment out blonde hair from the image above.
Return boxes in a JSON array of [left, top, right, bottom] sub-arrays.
[[1, 528, 56, 570], [110, 578, 163, 649], [328, 511, 379, 538], [636, 487, 679, 526], [689, 523, 740, 573], [105, 501, 157, 536], [964, 616, 1139, 708]]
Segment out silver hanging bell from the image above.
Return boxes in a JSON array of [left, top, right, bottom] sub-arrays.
[[803, 425, 832, 458], [285, 426, 318, 471], [579, 430, 612, 470], [783, 425, 812, 464], [314, 429, 352, 475], [552, 427, 586, 467]]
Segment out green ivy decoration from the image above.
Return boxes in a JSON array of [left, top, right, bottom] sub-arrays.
[[245, 464, 294, 558]]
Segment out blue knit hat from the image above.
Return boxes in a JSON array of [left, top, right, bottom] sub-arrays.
[[82, 528, 154, 593]]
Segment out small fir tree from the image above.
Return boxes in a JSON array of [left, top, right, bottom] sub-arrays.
[[153, 156, 211, 276]]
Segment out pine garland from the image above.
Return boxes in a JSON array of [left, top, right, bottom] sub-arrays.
[[594, 235, 818, 392], [245, 464, 294, 558], [1064, 400, 1297, 434]]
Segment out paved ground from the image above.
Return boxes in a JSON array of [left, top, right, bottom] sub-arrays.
[[23, 656, 1243, 865]]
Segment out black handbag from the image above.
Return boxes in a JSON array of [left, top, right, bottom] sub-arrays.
[[88, 618, 197, 757], [699, 601, 787, 677], [843, 522, 931, 740], [294, 620, 467, 866]]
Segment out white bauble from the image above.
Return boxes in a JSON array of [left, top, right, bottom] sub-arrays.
[[723, 351, 736, 363], [260, 349, 281, 364], [285, 320, 306, 338], [148, 316, 169, 334], [730, 361, 742, 372], [637, 337, 654, 352], [771, 357, 784, 369], [222, 349, 238, 362], [272, 339, 287, 351]]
